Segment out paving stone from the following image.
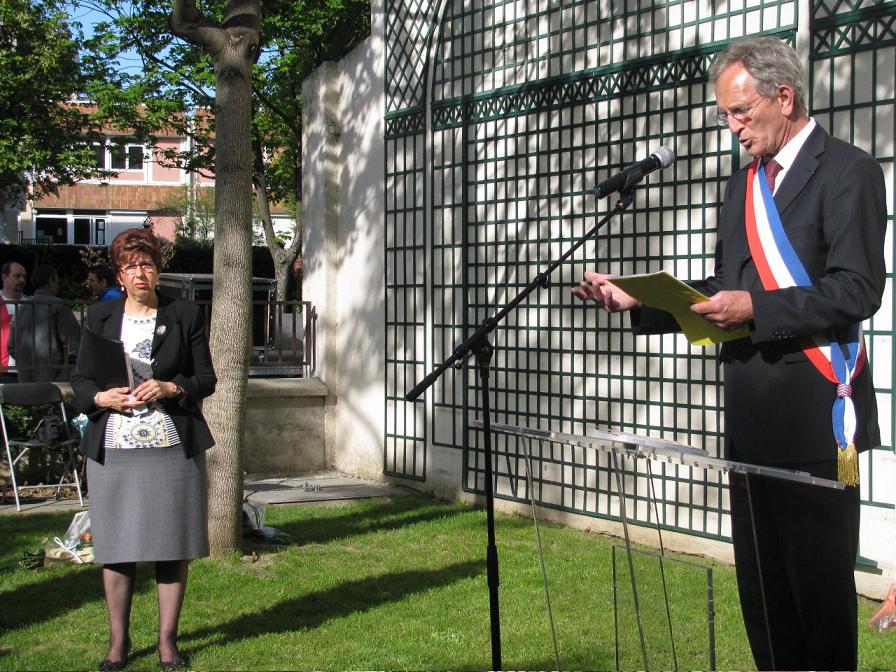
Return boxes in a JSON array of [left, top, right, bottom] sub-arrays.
[[2, 472, 408, 514], [244, 474, 406, 505]]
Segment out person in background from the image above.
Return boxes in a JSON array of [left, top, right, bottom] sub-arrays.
[[85, 265, 124, 302], [8, 265, 81, 382], [572, 37, 885, 670], [72, 228, 217, 672], [0, 261, 28, 384]]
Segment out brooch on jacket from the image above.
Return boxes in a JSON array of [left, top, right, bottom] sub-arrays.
[[156, 325, 167, 336]]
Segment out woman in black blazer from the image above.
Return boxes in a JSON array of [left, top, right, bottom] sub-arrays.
[[72, 228, 217, 671]]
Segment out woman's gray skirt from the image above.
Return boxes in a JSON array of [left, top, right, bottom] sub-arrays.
[[87, 446, 209, 564]]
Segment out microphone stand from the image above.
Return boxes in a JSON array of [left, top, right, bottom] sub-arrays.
[[406, 188, 637, 671]]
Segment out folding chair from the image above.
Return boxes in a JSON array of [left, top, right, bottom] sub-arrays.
[[1, 383, 84, 511]]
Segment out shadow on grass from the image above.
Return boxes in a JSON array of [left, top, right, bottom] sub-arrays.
[[0, 565, 156, 635], [179, 560, 485, 653], [265, 495, 475, 547], [511, 650, 619, 672], [0, 511, 105, 635], [0, 510, 74, 565]]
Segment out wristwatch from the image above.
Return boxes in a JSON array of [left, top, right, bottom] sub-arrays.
[[173, 383, 186, 399]]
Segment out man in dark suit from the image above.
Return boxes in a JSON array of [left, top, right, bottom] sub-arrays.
[[9, 265, 81, 382], [573, 37, 886, 670]]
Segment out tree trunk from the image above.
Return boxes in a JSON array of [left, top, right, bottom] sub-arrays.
[[171, 0, 260, 555], [253, 143, 301, 303]]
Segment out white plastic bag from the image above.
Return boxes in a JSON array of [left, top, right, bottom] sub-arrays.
[[62, 511, 90, 548], [242, 500, 266, 531], [241, 499, 289, 542], [44, 511, 94, 565], [869, 584, 896, 633]]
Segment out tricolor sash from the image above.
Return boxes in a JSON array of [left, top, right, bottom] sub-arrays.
[[744, 159, 864, 485]]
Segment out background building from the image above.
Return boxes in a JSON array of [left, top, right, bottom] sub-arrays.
[[14, 111, 296, 246]]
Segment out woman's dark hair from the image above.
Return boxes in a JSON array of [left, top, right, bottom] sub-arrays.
[[109, 228, 163, 271]]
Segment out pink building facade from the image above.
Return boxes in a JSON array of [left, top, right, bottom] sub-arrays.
[[16, 135, 200, 245]]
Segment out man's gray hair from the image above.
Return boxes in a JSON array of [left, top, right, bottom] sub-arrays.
[[708, 37, 807, 115]]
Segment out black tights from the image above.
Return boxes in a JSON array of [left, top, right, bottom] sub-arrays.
[[102, 560, 189, 663]]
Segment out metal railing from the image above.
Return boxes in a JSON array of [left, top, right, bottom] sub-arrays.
[[1, 298, 316, 381], [16, 234, 55, 245], [263, 301, 317, 378], [193, 299, 317, 378], [0, 299, 86, 383]]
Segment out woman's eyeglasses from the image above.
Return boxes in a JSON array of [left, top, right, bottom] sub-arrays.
[[120, 261, 157, 275]]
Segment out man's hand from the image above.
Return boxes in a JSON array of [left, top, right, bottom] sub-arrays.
[[571, 271, 640, 313], [690, 290, 753, 330]]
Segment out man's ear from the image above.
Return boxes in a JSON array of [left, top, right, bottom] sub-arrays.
[[778, 84, 797, 117]]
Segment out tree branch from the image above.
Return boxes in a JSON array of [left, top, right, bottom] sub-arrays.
[[254, 88, 300, 136], [252, 139, 288, 264], [138, 49, 214, 104], [170, 0, 227, 54]]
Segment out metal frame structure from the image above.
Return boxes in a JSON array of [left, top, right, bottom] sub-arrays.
[[385, 0, 895, 539]]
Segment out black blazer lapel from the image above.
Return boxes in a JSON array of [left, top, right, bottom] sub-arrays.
[[151, 297, 176, 358], [774, 125, 826, 214], [97, 299, 125, 339], [723, 169, 754, 279]]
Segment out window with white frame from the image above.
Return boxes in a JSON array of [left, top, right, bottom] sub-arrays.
[[92, 138, 145, 172], [33, 213, 67, 244]]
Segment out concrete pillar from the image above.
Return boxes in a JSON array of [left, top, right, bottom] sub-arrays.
[[302, 1, 386, 480]]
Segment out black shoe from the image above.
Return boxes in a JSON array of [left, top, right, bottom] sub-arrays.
[[159, 651, 188, 671], [98, 637, 130, 672], [98, 661, 126, 672]]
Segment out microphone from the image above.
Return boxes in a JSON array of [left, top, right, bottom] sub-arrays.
[[592, 146, 675, 198]]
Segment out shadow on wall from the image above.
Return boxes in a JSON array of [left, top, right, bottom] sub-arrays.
[[314, 3, 895, 547], [302, 25, 386, 462]]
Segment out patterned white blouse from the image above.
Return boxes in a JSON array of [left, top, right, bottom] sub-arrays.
[[103, 313, 181, 450]]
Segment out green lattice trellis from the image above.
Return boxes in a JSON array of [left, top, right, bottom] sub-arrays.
[[811, 0, 896, 509], [384, 0, 896, 535]]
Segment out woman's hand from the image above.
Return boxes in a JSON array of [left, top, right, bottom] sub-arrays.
[[131, 379, 179, 403], [94, 387, 137, 413]]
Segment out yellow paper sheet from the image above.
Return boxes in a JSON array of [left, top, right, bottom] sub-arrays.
[[608, 271, 749, 346]]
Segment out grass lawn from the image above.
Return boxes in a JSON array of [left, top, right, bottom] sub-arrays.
[[0, 493, 892, 670]]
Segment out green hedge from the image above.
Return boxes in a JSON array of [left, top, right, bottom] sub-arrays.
[[0, 242, 276, 301]]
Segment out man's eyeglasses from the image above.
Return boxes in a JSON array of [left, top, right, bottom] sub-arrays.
[[715, 96, 767, 127], [120, 261, 157, 275]]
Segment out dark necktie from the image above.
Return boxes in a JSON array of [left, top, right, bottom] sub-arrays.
[[765, 158, 782, 193]]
